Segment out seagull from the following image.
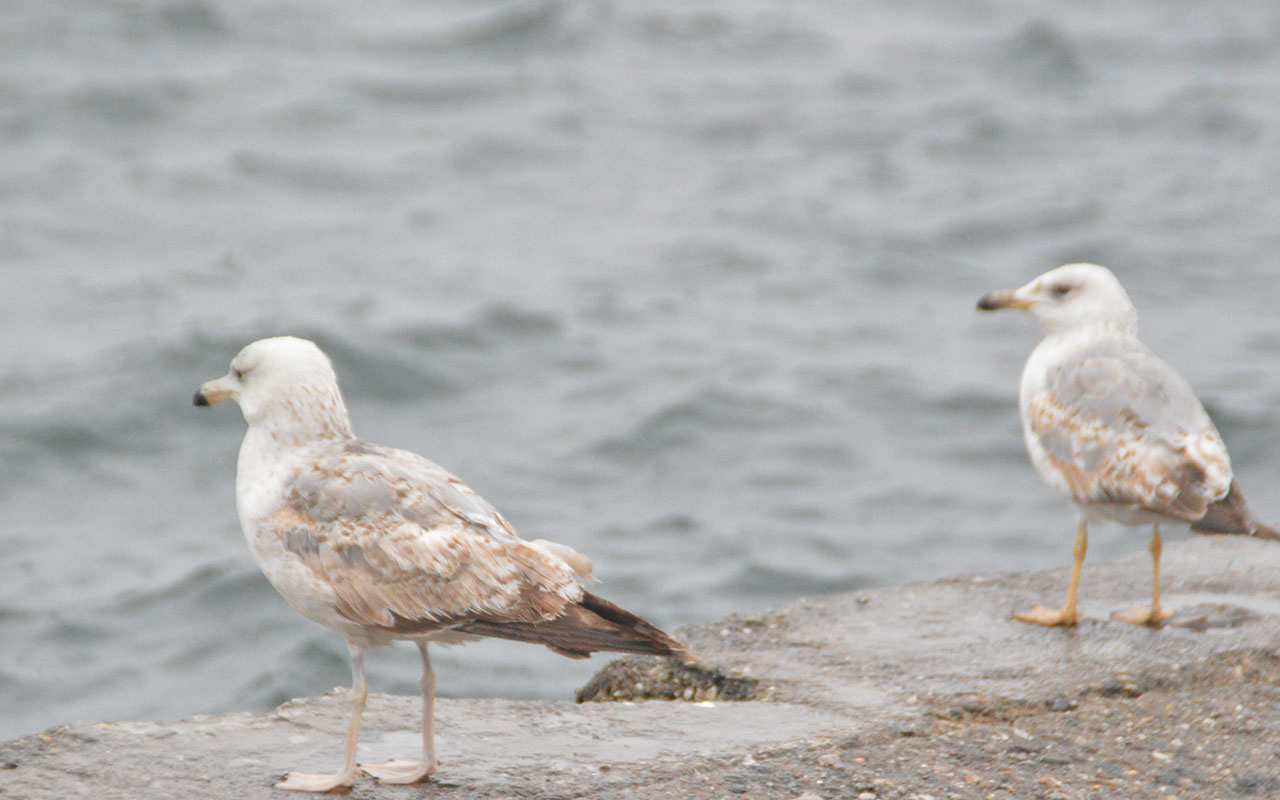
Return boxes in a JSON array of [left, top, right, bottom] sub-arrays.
[[977, 264, 1278, 627], [195, 336, 694, 792]]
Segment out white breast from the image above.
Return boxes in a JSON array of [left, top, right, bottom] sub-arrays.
[[234, 429, 357, 634]]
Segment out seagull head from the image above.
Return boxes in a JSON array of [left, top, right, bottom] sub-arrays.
[[976, 263, 1138, 335], [195, 336, 354, 444]]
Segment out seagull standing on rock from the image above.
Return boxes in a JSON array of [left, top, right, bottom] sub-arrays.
[[977, 264, 1278, 628], [195, 336, 694, 792]]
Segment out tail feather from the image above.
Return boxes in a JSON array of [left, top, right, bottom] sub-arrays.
[[457, 591, 696, 663], [1191, 481, 1280, 542]]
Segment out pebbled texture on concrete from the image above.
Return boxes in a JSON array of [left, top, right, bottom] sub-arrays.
[[3, 536, 1279, 799]]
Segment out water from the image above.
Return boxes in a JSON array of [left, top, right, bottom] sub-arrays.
[[4, 0, 1280, 740]]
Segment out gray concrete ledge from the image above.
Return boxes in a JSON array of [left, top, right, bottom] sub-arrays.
[[4, 536, 1280, 799]]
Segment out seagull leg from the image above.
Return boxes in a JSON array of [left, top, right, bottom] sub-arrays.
[[361, 641, 439, 784], [1113, 524, 1175, 626], [1014, 521, 1086, 627], [277, 643, 366, 792]]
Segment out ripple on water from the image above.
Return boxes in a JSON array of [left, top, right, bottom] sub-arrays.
[[588, 386, 825, 465], [153, 1, 228, 36], [351, 0, 588, 58], [5, 0, 1280, 745], [991, 19, 1089, 92]]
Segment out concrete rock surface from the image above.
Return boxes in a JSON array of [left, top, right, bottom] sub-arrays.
[[3, 536, 1279, 799]]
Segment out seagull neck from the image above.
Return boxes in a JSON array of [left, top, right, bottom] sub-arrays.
[[1044, 317, 1137, 341], [246, 407, 355, 449]]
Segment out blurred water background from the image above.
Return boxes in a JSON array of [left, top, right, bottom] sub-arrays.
[[4, 0, 1280, 740]]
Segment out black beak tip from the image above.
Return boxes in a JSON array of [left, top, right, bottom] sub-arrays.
[[193, 390, 209, 407], [976, 294, 999, 311]]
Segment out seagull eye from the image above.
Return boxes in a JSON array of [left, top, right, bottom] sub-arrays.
[[1050, 283, 1073, 298], [233, 366, 246, 381]]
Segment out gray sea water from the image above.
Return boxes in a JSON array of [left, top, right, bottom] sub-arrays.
[[4, 0, 1280, 741]]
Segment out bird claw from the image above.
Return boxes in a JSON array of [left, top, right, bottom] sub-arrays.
[[360, 758, 438, 784], [275, 771, 356, 793], [1013, 605, 1080, 627], [1111, 605, 1174, 627]]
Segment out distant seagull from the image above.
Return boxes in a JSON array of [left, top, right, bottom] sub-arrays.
[[977, 264, 1278, 627], [195, 336, 693, 792]]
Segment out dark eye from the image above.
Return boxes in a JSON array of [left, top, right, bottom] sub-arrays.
[[1051, 282, 1073, 298], [233, 366, 246, 380]]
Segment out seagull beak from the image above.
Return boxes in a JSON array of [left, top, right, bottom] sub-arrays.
[[976, 289, 1034, 312], [194, 375, 235, 407]]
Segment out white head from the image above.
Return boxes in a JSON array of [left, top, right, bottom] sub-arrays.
[[976, 263, 1138, 336], [194, 336, 354, 445]]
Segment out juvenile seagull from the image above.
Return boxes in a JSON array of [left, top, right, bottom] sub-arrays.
[[978, 264, 1278, 627], [195, 336, 693, 792]]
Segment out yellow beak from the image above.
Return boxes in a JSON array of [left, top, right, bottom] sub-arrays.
[[193, 375, 235, 407], [976, 289, 1034, 311]]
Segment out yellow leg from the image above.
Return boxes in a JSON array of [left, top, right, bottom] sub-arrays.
[[1015, 522, 1086, 627], [1113, 525, 1175, 626]]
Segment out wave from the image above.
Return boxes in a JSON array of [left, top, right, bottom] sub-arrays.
[[346, 73, 521, 110], [0, 307, 564, 473], [627, 7, 831, 58], [991, 20, 1088, 92], [350, 0, 589, 58], [153, 2, 228, 36], [229, 151, 404, 195], [586, 385, 828, 465]]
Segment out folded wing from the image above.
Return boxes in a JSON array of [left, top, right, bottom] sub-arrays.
[[1025, 339, 1233, 521], [267, 441, 690, 660]]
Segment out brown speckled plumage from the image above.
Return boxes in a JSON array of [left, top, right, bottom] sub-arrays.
[[196, 336, 692, 792], [980, 265, 1277, 628]]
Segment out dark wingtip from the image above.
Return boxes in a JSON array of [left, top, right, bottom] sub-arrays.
[[193, 390, 209, 407], [452, 592, 697, 663], [1251, 522, 1280, 542], [578, 591, 697, 662], [1192, 482, 1280, 542]]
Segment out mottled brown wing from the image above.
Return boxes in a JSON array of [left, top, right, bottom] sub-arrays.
[[1027, 339, 1233, 520], [270, 441, 583, 634]]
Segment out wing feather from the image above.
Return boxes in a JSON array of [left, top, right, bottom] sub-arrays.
[[1024, 337, 1233, 520], [272, 442, 583, 634]]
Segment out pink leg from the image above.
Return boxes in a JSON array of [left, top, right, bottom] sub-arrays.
[[277, 643, 366, 792], [361, 641, 439, 784]]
